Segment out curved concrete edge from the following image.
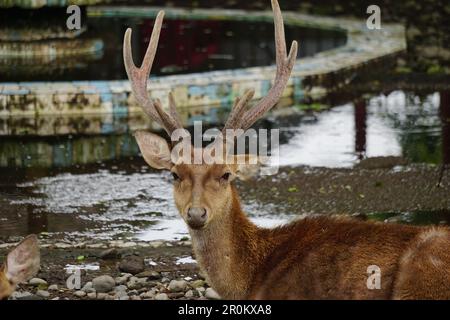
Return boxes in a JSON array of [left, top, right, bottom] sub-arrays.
[[0, 7, 406, 117]]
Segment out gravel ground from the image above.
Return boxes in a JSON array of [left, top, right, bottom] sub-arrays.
[[1, 160, 449, 300]]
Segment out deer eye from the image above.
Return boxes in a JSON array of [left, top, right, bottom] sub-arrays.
[[172, 172, 181, 181], [220, 172, 231, 182]]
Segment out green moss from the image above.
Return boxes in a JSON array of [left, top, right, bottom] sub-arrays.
[[295, 103, 328, 112], [426, 64, 444, 74]]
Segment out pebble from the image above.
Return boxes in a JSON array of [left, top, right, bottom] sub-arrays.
[[154, 293, 169, 300], [127, 276, 147, 290], [10, 291, 33, 300], [48, 284, 58, 291], [161, 277, 170, 283], [205, 288, 220, 300], [168, 292, 185, 299], [140, 291, 155, 299], [191, 279, 206, 288], [114, 285, 128, 293], [119, 255, 145, 274], [92, 275, 115, 293], [196, 287, 205, 296], [185, 290, 194, 298], [115, 274, 131, 285], [135, 270, 161, 280], [99, 248, 120, 259], [87, 292, 96, 299], [29, 278, 47, 286], [36, 290, 50, 298], [97, 293, 109, 300], [114, 291, 128, 299], [74, 290, 86, 297], [168, 279, 188, 292], [128, 290, 139, 296], [81, 281, 95, 293]]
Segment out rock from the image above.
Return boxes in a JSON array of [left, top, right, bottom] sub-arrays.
[[196, 286, 206, 295], [10, 291, 33, 300], [126, 277, 147, 290], [168, 292, 185, 299], [140, 289, 156, 299], [74, 290, 86, 297], [114, 285, 128, 293], [168, 280, 187, 292], [87, 292, 97, 299], [135, 270, 161, 280], [81, 281, 95, 293], [97, 293, 109, 300], [48, 284, 58, 291], [130, 295, 142, 300], [119, 255, 145, 275], [154, 293, 169, 300], [36, 290, 50, 298], [191, 279, 206, 288], [115, 274, 131, 285], [92, 275, 115, 293], [185, 290, 194, 298], [99, 248, 120, 259], [114, 290, 128, 299], [118, 295, 130, 300], [205, 288, 220, 300], [29, 278, 47, 286], [128, 289, 139, 296]]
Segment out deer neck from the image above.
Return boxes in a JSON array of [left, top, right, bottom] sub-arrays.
[[189, 186, 265, 299]]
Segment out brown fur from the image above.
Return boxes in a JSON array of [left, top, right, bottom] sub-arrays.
[[190, 184, 450, 300], [0, 265, 14, 300], [0, 235, 40, 300], [135, 132, 450, 300]]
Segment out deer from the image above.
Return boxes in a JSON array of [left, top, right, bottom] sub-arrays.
[[0, 235, 40, 300], [123, 0, 450, 299]]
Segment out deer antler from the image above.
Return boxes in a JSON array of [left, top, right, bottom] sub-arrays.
[[223, 0, 298, 133], [123, 11, 184, 136]]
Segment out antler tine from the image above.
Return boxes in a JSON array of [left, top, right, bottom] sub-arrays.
[[223, 0, 298, 132], [222, 89, 255, 133], [123, 11, 184, 136]]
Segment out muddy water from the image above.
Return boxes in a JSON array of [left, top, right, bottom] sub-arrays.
[[0, 90, 449, 241]]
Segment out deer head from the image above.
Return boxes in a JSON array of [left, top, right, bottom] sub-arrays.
[[0, 235, 40, 300], [124, 0, 297, 230]]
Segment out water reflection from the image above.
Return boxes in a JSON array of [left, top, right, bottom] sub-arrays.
[[0, 91, 448, 169], [0, 17, 346, 82]]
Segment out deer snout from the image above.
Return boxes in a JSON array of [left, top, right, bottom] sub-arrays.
[[187, 207, 208, 229]]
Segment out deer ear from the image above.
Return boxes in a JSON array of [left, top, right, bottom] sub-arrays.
[[228, 155, 266, 180], [135, 130, 173, 170], [6, 235, 40, 285]]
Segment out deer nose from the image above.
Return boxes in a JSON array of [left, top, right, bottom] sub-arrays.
[[187, 207, 207, 229]]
